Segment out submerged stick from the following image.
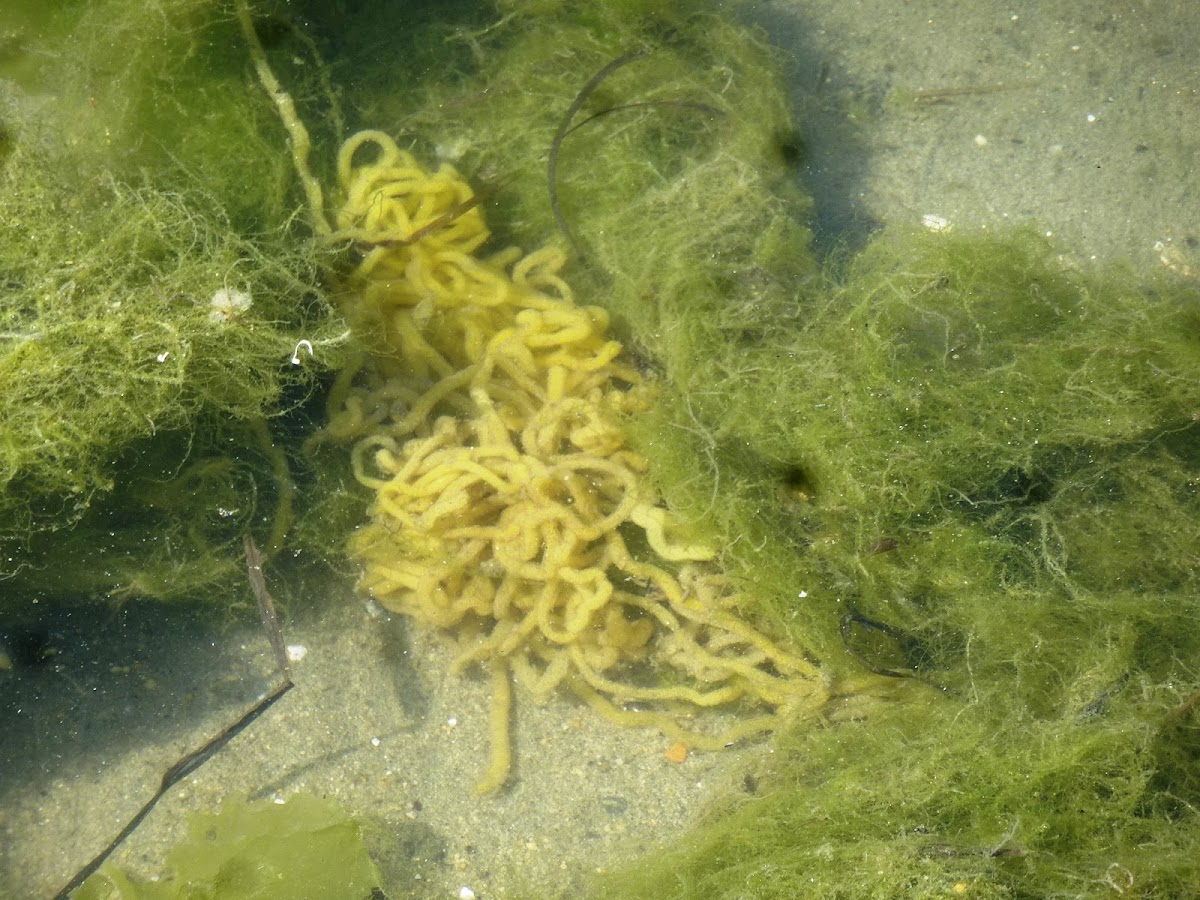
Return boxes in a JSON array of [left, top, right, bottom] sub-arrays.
[[53, 535, 295, 899], [244, 532, 292, 680]]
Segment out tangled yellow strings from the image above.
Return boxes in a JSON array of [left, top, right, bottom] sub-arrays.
[[326, 131, 827, 792]]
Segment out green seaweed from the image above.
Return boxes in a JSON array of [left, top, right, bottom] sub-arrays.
[[72, 793, 385, 899], [328, 2, 1200, 896], [0, 136, 346, 600], [0, 0, 357, 603]]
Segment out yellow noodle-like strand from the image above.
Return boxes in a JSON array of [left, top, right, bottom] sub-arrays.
[[326, 130, 827, 792]]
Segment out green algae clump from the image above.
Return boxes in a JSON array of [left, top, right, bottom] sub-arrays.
[[72, 793, 384, 900], [580, 222, 1200, 897], [0, 0, 354, 603], [306, 1, 1200, 894], [582, 228, 1200, 899]]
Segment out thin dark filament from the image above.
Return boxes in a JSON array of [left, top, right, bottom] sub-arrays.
[[245, 532, 291, 679], [54, 535, 294, 899], [567, 98, 725, 136], [548, 49, 650, 265]]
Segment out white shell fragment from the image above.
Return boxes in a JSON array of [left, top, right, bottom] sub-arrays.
[[285, 644, 307, 663], [921, 213, 952, 232], [208, 287, 253, 323]]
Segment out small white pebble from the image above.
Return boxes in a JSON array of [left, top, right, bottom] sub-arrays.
[[447, 717, 458, 727], [371, 736, 381, 747], [973, 134, 988, 146], [1086, 113, 1096, 123], [922, 213, 952, 232], [286, 644, 307, 663], [458, 887, 476, 900]]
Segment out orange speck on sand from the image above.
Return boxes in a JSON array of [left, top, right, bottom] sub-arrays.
[[664, 741, 689, 763]]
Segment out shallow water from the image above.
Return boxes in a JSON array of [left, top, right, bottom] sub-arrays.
[[755, 0, 1200, 269], [2, 1, 1198, 897]]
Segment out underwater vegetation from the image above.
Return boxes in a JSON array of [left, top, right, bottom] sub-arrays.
[[73, 793, 383, 899], [317, 130, 826, 792], [267, 0, 1200, 894], [592, 222, 1200, 896], [266, 0, 1200, 891], [1, 0, 1198, 896], [0, 140, 329, 591], [0, 0, 357, 602]]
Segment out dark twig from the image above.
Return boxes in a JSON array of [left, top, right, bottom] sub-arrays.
[[244, 532, 291, 680], [567, 98, 725, 136], [53, 535, 294, 899]]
